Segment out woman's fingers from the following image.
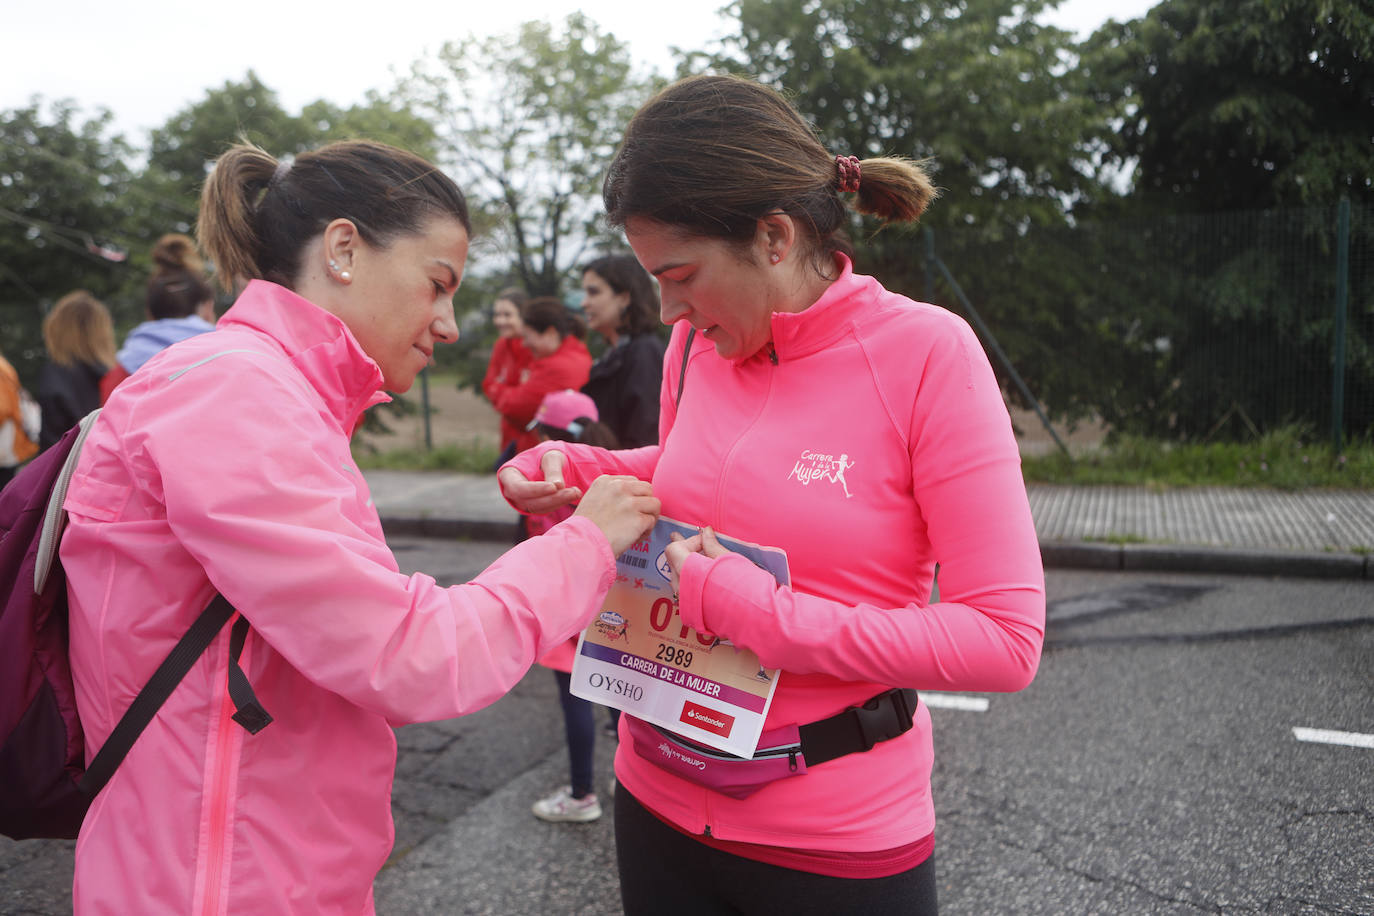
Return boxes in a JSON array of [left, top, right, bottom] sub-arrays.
[[498, 462, 581, 514], [574, 475, 661, 556]]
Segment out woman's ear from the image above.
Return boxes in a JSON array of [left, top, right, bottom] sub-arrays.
[[321, 218, 360, 284], [757, 211, 798, 266]]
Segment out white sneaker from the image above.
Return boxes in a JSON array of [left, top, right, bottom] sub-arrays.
[[532, 786, 602, 823]]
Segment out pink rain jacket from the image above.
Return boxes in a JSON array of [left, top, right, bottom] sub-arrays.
[[507, 257, 1045, 853], [61, 281, 615, 914]]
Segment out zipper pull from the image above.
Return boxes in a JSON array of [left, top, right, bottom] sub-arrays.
[[788, 749, 798, 772], [767, 341, 778, 365], [704, 824, 713, 837]]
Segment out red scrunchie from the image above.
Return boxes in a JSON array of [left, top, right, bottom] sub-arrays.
[[835, 155, 861, 193]]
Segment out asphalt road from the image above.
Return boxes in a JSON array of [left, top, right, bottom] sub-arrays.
[[3, 541, 1371, 915]]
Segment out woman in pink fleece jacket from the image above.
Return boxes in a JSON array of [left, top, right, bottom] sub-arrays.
[[500, 74, 1045, 914], [60, 139, 659, 915]]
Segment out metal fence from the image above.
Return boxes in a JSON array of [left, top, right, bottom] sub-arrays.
[[923, 201, 1372, 449]]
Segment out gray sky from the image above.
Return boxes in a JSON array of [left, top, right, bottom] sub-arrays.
[[2, 0, 1156, 142]]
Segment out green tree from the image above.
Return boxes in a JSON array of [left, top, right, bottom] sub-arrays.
[[402, 13, 656, 297], [703, 0, 1124, 424], [145, 71, 312, 208], [1080, 0, 1373, 211], [1072, 0, 1374, 439], [0, 100, 141, 382]]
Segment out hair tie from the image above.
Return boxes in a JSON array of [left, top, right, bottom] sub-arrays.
[[270, 158, 292, 188], [835, 155, 861, 194]]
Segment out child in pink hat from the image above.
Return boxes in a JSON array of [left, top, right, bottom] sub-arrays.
[[527, 390, 620, 822]]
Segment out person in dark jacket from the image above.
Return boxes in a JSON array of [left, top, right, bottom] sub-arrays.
[[579, 254, 665, 450], [36, 290, 115, 450]]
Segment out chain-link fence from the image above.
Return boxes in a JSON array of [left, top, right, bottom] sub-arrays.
[[922, 201, 1373, 448]]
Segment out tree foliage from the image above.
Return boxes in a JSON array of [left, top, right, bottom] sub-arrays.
[[1, 75, 446, 392], [1080, 0, 1374, 211], [401, 14, 656, 297], [0, 101, 139, 383], [1071, 0, 1374, 439], [702, 0, 1122, 423]]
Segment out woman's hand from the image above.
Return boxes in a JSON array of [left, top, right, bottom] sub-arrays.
[[497, 450, 581, 514], [664, 527, 730, 595], [573, 475, 661, 556]]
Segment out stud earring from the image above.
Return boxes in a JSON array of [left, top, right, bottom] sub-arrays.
[[769, 253, 781, 264], [340, 271, 351, 281], [329, 260, 339, 271]]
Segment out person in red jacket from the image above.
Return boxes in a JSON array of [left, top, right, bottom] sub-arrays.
[[479, 287, 532, 466], [490, 296, 592, 455]]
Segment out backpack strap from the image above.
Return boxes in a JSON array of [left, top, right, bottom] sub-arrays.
[[675, 327, 696, 411], [78, 594, 271, 797], [34, 409, 101, 594]]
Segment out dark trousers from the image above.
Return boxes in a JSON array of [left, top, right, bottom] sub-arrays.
[[615, 787, 938, 916], [553, 670, 595, 797]]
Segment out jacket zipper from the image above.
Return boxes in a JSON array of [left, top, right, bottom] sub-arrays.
[[652, 724, 801, 762], [197, 621, 244, 916], [714, 345, 779, 522]]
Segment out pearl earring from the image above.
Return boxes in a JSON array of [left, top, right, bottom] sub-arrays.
[[770, 253, 781, 264], [340, 271, 351, 281]]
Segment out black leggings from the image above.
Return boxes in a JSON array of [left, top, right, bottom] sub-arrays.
[[614, 788, 938, 916]]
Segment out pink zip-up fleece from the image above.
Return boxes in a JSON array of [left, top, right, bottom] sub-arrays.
[[60, 280, 616, 915], [506, 255, 1045, 860]]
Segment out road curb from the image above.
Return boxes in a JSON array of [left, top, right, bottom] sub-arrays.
[[1040, 540, 1371, 579]]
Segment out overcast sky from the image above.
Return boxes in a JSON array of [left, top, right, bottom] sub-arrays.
[[2, 0, 1156, 142]]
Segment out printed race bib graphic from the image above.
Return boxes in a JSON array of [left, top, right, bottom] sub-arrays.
[[570, 516, 789, 758]]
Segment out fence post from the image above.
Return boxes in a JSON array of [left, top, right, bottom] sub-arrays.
[[1331, 198, 1350, 454]]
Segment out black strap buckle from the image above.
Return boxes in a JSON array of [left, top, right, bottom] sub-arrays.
[[852, 687, 918, 751], [797, 687, 919, 767]]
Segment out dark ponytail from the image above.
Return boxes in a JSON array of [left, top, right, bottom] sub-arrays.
[[198, 139, 471, 291]]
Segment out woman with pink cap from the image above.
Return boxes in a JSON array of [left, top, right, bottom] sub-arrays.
[[524, 389, 620, 823]]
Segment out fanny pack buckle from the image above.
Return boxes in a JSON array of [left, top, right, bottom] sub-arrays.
[[853, 687, 918, 750]]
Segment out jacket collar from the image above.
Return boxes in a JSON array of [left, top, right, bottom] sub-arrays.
[[765, 254, 881, 363], [220, 280, 389, 429]]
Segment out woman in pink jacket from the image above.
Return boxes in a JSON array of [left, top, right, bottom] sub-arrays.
[[60, 139, 659, 915], [500, 74, 1045, 914]]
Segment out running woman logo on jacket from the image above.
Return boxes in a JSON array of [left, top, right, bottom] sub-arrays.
[[786, 450, 855, 498]]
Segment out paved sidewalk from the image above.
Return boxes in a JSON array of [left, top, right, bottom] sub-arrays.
[[364, 470, 1374, 580]]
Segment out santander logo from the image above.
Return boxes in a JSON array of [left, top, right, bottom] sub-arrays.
[[786, 449, 856, 498]]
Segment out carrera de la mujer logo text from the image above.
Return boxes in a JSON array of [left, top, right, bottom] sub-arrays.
[[786, 449, 856, 498]]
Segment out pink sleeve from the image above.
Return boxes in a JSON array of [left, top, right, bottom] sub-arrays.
[[675, 316, 1044, 693], [154, 364, 619, 724], [500, 439, 662, 511]]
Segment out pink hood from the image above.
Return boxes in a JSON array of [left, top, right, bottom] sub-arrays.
[[63, 280, 615, 914]]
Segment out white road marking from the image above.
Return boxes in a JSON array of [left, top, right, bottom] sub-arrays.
[[921, 693, 990, 712], [1292, 727, 1374, 749]]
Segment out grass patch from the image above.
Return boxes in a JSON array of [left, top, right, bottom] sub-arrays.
[[352, 439, 499, 474], [1023, 427, 1374, 489]]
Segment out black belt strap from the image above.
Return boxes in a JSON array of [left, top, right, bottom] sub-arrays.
[[797, 687, 919, 767]]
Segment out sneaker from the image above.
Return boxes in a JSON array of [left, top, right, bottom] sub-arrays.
[[532, 786, 602, 823]]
